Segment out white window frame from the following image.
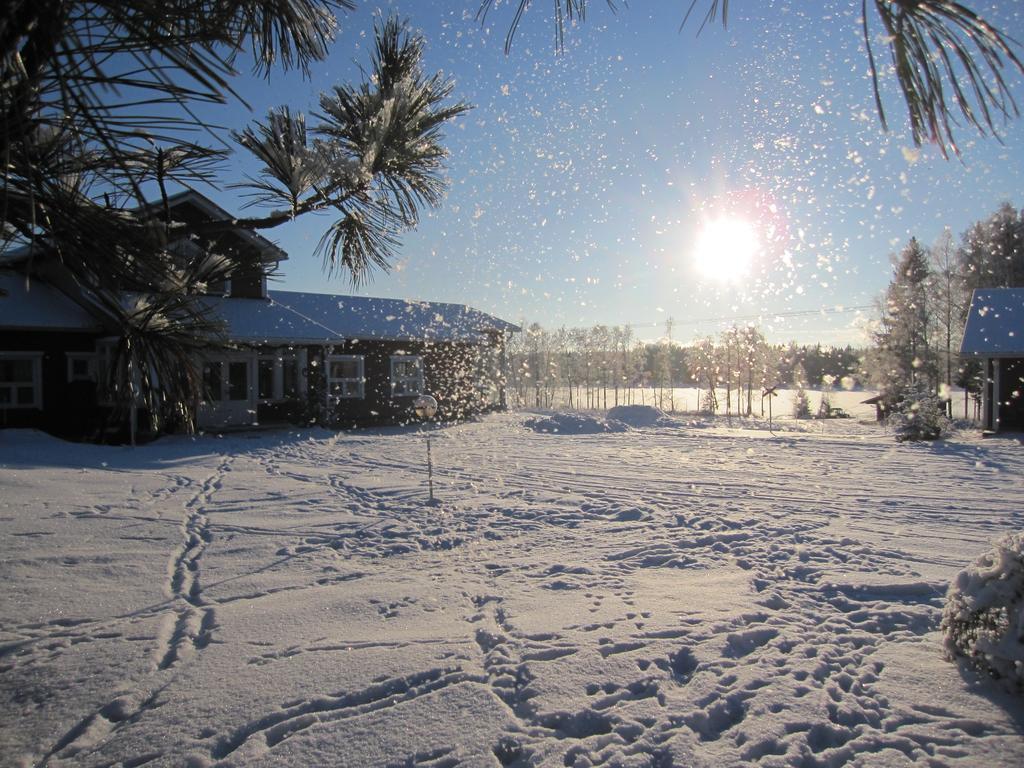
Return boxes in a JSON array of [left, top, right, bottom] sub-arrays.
[[0, 352, 43, 409], [390, 354, 424, 397], [327, 355, 365, 402], [67, 353, 97, 383]]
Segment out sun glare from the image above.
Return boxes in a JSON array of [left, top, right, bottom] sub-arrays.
[[692, 217, 761, 282]]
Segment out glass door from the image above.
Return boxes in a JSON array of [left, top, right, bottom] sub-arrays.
[[198, 355, 256, 428]]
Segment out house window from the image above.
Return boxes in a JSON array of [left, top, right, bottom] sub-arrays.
[[227, 362, 248, 400], [203, 362, 223, 402], [258, 358, 276, 400], [390, 355, 424, 397], [67, 353, 97, 382], [258, 352, 303, 401], [0, 353, 43, 409], [327, 355, 365, 400], [282, 359, 300, 398]]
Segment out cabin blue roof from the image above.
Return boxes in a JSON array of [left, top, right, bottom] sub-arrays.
[[202, 290, 519, 345], [960, 288, 1024, 357]]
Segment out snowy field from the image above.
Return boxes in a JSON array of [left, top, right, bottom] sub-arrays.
[[1, 411, 1023, 767]]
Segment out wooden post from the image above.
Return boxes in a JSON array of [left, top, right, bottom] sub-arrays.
[[762, 386, 778, 434], [992, 358, 1001, 432], [426, 434, 434, 504]]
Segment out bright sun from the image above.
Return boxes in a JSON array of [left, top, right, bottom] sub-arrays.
[[691, 217, 761, 282]]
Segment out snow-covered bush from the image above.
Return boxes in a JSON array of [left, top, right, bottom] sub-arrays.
[[941, 532, 1024, 690], [888, 383, 950, 442]]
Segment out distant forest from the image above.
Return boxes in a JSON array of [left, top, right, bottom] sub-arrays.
[[507, 323, 862, 414]]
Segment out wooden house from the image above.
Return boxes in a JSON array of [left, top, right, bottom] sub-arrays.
[[0, 193, 518, 438]]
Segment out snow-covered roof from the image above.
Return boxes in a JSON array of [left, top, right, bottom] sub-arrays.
[[202, 290, 519, 345], [0, 270, 102, 332], [960, 288, 1024, 357]]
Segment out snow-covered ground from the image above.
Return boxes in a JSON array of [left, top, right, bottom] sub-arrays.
[[2, 411, 1022, 767]]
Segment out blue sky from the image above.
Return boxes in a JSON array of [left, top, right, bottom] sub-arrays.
[[204, 1, 1024, 346]]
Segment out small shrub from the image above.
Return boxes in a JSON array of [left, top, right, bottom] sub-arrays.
[[941, 532, 1024, 690], [888, 383, 950, 442]]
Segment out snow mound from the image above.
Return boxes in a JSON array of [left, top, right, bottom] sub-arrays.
[[606, 405, 672, 428], [524, 413, 629, 434], [941, 531, 1024, 690]]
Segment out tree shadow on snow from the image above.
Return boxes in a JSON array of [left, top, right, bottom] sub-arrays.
[[951, 663, 1024, 731], [0, 422, 458, 470], [924, 437, 1019, 474]]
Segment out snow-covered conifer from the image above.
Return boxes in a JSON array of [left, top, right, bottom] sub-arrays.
[[792, 363, 811, 420], [888, 383, 950, 442]]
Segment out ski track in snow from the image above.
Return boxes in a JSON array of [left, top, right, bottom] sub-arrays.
[[1, 413, 1022, 767]]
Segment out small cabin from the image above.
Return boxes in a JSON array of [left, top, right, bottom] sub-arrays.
[[861, 393, 888, 422], [960, 288, 1024, 434]]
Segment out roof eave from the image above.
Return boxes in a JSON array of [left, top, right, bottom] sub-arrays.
[[149, 191, 290, 263], [960, 350, 1024, 358]]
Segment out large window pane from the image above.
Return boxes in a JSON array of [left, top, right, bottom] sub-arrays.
[[330, 360, 358, 379], [0, 359, 32, 382], [282, 360, 299, 398], [228, 362, 248, 401], [258, 359, 275, 400], [203, 363, 223, 401]]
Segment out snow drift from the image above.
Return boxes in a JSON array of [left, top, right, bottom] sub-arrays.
[[605, 405, 673, 428], [523, 412, 629, 434]]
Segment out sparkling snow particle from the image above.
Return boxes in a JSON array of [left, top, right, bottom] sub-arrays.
[[901, 146, 921, 164]]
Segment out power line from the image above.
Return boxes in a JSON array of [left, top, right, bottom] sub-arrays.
[[624, 304, 874, 329]]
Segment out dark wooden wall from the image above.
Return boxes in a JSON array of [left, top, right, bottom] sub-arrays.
[[0, 330, 100, 436]]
